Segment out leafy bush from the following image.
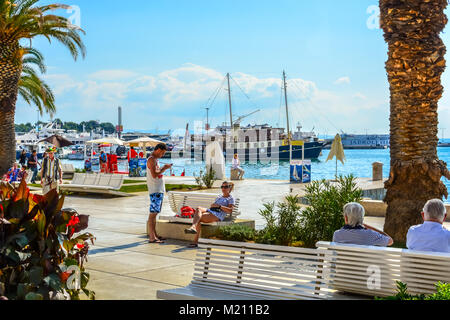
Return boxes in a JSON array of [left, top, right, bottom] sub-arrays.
[[194, 167, 216, 189], [377, 281, 450, 300], [0, 180, 95, 300], [74, 168, 86, 174], [257, 196, 302, 246], [218, 225, 256, 242], [298, 175, 363, 248]]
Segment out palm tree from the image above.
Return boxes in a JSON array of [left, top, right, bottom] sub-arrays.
[[0, 0, 85, 175], [19, 48, 56, 116], [380, 0, 450, 241]]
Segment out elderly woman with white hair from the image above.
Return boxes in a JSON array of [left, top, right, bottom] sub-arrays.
[[333, 202, 393, 247], [407, 199, 450, 253]]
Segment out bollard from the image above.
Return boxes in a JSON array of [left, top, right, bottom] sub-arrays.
[[372, 162, 383, 181]]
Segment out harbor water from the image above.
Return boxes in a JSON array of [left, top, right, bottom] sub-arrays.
[[65, 147, 450, 202]]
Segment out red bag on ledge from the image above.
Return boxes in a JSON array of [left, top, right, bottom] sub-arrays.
[[177, 206, 195, 218]]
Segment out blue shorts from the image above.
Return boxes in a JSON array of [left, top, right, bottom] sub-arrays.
[[149, 193, 164, 214], [207, 209, 226, 221]]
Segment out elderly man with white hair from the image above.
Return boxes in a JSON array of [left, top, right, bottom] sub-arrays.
[[333, 202, 394, 247], [406, 199, 450, 253]]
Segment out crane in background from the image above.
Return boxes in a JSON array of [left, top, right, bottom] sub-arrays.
[[232, 109, 260, 128]]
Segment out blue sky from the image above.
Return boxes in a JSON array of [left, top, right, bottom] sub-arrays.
[[14, 0, 450, 138]]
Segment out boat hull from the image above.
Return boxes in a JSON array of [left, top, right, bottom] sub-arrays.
[[188, 141, 325, 162]]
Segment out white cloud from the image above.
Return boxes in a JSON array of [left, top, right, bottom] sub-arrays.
[[334, 76, 351, 85], [353, 92, 367, 100]]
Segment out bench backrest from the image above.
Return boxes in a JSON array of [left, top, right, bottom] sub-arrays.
[[82, 174, 99, 186], [400, 249, 450, 296], [61, 163, 75, 173], [71, 173, 123, 190], [316, 241, 450, 297], [168, 192, 240, 219], [109, 174, 124, 189], [71, 173, 86, 185], [97, 174, 112, 186], [193, 239, 331, 300]]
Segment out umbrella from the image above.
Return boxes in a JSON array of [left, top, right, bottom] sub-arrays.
[[87, 137, 125, 146], [124, 137, 165, 148], [326, 134, 346, 178], [39, 135, 74, 148]]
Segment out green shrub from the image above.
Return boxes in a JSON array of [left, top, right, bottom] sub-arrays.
[[376, 281, 450, 300], [298, 174, 363, 248], [257, 195, 302, 246], [218, 225, 256, 242], [74, 168, 86, 173], [194, 167, 216, 189]]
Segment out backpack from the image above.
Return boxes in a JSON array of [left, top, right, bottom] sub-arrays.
[[177, 206, 195, 219]]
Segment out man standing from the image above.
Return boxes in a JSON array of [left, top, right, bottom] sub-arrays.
[[99, 150, 108, 173], [127, 147, 138, 162], [407, 199, 450, 253], [27, 150, 39, 184], [147, 143, 172, 243], [40, 148, 63, 195]]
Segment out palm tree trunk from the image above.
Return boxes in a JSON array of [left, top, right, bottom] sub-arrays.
[[0, 41, 21, 175], [380, 0, 450, 241]]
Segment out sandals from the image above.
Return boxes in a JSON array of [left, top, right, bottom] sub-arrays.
[[184, 227, 198, 235], [148, 239, 165, 244], [188, 243, 198, 248], [156, 236, 167, 241]]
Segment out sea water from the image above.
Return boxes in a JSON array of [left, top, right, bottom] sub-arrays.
[[65, 146, 450, 202]]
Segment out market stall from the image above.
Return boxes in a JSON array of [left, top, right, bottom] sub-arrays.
[[124, 137, 164, 177], [86, 137, 126, 174]]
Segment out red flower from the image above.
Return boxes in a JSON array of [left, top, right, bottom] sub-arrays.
[[60, 271, 71, 283], [75, 243, 85, 250], [67, 216, 80, 227]]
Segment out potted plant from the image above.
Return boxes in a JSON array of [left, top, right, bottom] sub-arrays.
[[0, 180, 95, 300]]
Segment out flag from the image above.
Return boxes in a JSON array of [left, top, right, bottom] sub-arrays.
[[326, 134, 346, 178]]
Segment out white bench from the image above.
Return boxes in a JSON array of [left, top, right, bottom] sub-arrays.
[[158, 192, 241, 226], [316, 241, 450, 297], [60, 173, 128, 197], [157, 239, 332, 300]]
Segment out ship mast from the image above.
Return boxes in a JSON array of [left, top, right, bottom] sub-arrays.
[[227, 73, 233, 128], [283, 71, 292, 161]]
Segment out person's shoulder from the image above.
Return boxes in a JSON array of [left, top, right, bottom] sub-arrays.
[[332, 228, 345, 237], [408, 224, 424, 232]]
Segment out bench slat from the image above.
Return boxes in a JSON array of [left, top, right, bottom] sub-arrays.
[[191, 280, 328, 300], [195, 256, 326, 275], [193, 267, 329, 287]]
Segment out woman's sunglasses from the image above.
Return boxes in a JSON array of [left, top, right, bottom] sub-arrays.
[[221, 185, 230, 189]]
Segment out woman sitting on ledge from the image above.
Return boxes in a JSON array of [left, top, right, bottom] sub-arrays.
[[184, 181, 235, 248], [333, 202, 394, 247]]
